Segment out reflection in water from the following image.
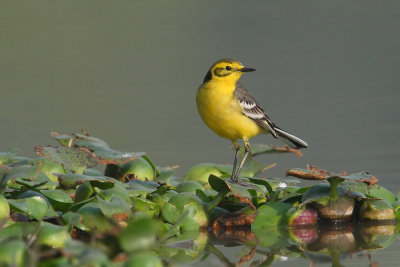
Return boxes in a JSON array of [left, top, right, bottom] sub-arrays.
[[175, 222, 397, 266]]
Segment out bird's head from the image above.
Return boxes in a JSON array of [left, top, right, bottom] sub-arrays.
[[203, 59, 256, 83]]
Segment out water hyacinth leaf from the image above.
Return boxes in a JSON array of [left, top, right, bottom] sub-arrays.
[[40, 189, 74, 211], [157, 167, 175, 183], [5, 164, 42, 182], [36, 222, 70, 248], [162, 202, 181, 224], [74, 135, 145, 165], [0, 240, 29, 267], [57, 173, 115, 189], [133, 197, 160, 218], [121, 157, 156, 181], [248, 178, 273, 193], [51, 132, 73, 147], [8, 196, 48, 220], [0, 149, 20, 165], [0, 195, 10, 220], [77, 203, 113, 232], [184, 163, 225, 184], [33, 157, 66, 182], [35, 146, 99, 174], [97, 182, 130, 202], [208, 175, 230, 194], [166, 193, 208, 230], [123, 252, 163, 267], [252, 202, 292, 230], [61, 212, 88, 231], [359, 199, 396, 221], [73, 132, 110, 148], [74, 182, 94, 202], [176, 181, 204, 194], [127, 180, 160, 196], [119, 217, 159, 252], [0, 222, 37, 240], [96, 196, 131, 221], [343, 182, 396, 204]]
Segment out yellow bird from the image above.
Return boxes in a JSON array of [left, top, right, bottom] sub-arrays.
[[196, 59, 308, 181]]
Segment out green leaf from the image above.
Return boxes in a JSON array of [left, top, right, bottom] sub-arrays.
[[8, 196, 48, 220], [96, 196, 132, 220], [133, 197, 160, 218], [36, 222, 70, 248], [208, 175, 230, 194], [184, 163, 225, 184], [35, 146, 99, 174], [123, 252, 163, 267], [77, 203, 113, 232], [248, 178, 273, 193], [251, 202, 292, 230], [127, 180, 160, 196], [119, 217, 159, 252], [74, 135, 145, 165], [0, 240, 29, 267], [40, 189, 74, 212], [57, 173, 115, 189], [343, 182, 396, 204], [0, 149, 20, 165], [6, 164, 42, 181], [162, 202, 181, 224]]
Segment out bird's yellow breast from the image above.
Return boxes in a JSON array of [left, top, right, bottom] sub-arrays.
[[196, 80, 263, 142]]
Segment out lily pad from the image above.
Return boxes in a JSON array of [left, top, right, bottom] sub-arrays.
[[119, 217, 159, 252]]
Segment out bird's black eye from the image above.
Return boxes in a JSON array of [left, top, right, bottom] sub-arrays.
[[225, 66, 232, 71]]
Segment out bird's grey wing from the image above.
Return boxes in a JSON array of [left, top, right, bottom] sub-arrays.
[[234, 83, 278, 138]]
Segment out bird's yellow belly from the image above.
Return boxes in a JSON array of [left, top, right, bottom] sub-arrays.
[[196, 87, 262, 141]]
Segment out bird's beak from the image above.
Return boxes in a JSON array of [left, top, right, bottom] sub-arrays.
[[240, 67, 256, 72]]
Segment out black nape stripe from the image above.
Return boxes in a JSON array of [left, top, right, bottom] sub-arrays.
[[203, 70, 212, 83]]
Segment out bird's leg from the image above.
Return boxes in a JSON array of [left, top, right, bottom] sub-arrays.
[[232, 140, 250, 182], [231, 141, 240, 181]]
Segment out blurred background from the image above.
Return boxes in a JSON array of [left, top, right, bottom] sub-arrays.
[[1, 1, 399, 191]]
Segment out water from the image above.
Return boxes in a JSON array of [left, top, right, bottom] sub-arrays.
[[1, 1, 400, 266]]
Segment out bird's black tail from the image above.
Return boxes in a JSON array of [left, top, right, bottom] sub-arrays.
[[274, 127, 308, 149]]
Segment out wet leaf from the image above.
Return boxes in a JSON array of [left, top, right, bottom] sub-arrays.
[[8, 196, 48, 220], [35, 146, 99, 174]]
